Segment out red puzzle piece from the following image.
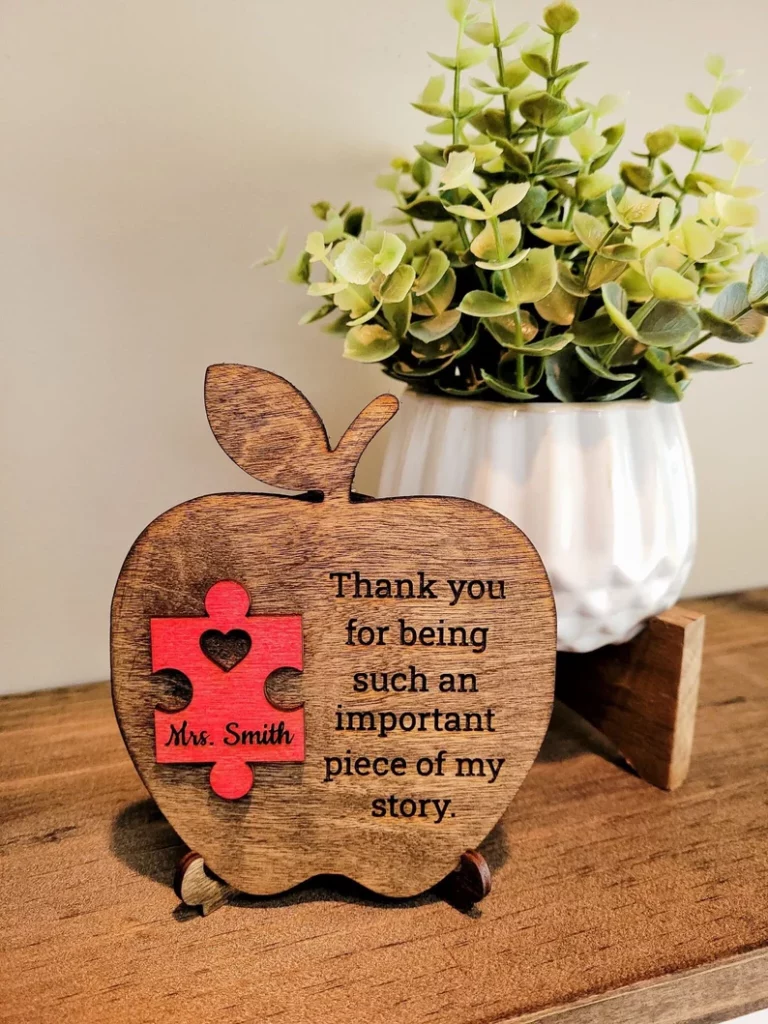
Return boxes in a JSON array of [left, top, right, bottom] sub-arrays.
[[152, 580, 304, 800]]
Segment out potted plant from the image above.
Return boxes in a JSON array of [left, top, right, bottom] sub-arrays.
[[265, 0, 767, 652]]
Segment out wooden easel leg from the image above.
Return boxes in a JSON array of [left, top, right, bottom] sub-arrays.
[[174, 852, 236, 915], [555, 606, 706, 791], [444, 849, 492, 906]]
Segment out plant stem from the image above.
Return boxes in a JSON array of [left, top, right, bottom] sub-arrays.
[[489, 1, 513, 139], [675, 74, 721, 218], [452, 13, 466, 146], [494, 223, 526, 391], [574, 224, 620, 321], [533, 33, 562, 172]]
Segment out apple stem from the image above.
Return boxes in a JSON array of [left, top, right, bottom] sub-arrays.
[[326, 394, 399, 499]]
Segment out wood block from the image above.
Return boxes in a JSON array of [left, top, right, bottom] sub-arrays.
[[555, 606, 705, 791]]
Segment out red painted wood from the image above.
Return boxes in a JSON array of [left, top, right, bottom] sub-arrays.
[[152, 580, 304, 800]]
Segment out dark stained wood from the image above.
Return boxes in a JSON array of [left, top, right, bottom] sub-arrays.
[[556, 606, 705, 790], [2, 589, 768, 1024], [111, 365, 557, 898]]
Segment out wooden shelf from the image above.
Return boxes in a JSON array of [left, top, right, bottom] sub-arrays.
[[2, 590, 767, 1024]]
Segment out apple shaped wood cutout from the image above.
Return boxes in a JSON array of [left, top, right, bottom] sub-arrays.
[[111, 365, 556, 899]]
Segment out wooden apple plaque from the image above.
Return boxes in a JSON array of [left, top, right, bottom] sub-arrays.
[[111, 365, 556, 899]]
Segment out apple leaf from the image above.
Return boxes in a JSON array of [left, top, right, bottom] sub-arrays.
[[205, 364, 331, 490]]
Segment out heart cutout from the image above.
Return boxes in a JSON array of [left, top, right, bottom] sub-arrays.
[[200, 629, 251, 672]]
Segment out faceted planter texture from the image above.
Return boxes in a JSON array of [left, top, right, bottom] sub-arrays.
[[378, 391, 697, 653]]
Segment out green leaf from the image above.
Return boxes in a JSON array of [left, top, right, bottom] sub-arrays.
[[535, 283, 578, 325], [480, 369, 538, 400], [373, 233, 406, 276], [587, 255, 624, 290], [576, 346, 636, 381], [490, 137, 533, 174], [593, 378, 642, 400], [696, 240, 739, 264], [412, 268, 457, 315], [334, 240, 375, 285], [413, 249, 450, 295], [506, 247, 558, 304], [470, 218, 523, 259], [521, 51, 552, 78], [380, 264, 416, 303], [344, 324, 398, 363], [520, 92, 569, 128], [651, 267, 698, 303], [383, 292, 413, 339], [685, 93, 709, 116], [573, 211, 608, 251], [675, 125, 707, 152], [590, 121, 626, 171], [700, 282, 767, 340], [572, 313, 618, 346], [420, 74, 446, 105], [576, 171, 614, 202], [493, 332, 573, 356], [530, 225, 578, 245], [257, 228, 288, 266], [412, 100, 453, 118], [705, 54, 726, 78], [679, 218, 715, 261], [483, 310, 538, 347], [475, 250, 531, 271], [305, 231, 327, 259], [516, 185, 549, 224], [444, 203, 490, 221], [547, 108, 590, 137], [748, 253, 768, 311], [638, 302, 700, 347], [490, 181, 530, 215], [298, 302, 334, 325], [544, 347, 580, 401], [642, 350, 683, 402], [465, 20, 495, 44], [712, 86, 744, 113], [645, 127, 677, 157], [620, 162, 654, 193], [499, 22, 530, 47], [571, 124, 605, 160], [399, 196, 454, 221], [408, 308, 462, 342], [411, 157, 432, 189], [601, 282, 639, 340], [287, 250, 311, 285], [459, 290, 518, 317], [312, 276, 345, 298], [678, 353, 743, 372], [446, 0, 471, 22], [414, 144, 447, 168], [558, 262, 590, 297], [501, 59, 531, 89], [602, 244, 641, 263], [539, 158, 582, 177]]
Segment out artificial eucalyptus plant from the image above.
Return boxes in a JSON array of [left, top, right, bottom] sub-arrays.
[[266, 0, 767, 402]]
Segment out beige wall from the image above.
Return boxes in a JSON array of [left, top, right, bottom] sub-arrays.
[[2, 0, 767, 694]]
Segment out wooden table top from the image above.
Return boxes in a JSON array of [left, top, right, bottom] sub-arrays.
[[1, 590, 767, 1024]]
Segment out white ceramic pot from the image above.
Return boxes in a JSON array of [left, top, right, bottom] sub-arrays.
[[378, 391, 697, 653]]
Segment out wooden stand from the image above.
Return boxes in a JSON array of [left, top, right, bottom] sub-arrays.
[[556, 605, 706, 791], [175, 849, 492, 916]]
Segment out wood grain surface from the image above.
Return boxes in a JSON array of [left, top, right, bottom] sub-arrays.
[[2, 589, 767, 1024], [557, 605, 705, 790], [111, 365, 556, 897]]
